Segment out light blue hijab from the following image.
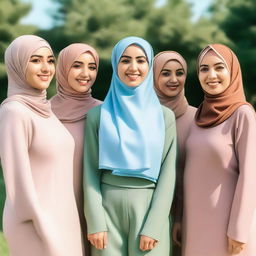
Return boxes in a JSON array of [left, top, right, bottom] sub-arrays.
[[99, 36, 165, 182]]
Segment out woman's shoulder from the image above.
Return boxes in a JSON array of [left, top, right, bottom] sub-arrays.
[[0, 101, 31, 119], [234, 104, 255, 120]]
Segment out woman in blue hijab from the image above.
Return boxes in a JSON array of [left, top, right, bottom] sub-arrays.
[[83, 37, 177, 256]]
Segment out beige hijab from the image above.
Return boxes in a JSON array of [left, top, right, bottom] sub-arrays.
[[2, 35, 52, 117], [51, 43, 101, 123], [154, 51, 189, 118], [195, 44, 250, 127]]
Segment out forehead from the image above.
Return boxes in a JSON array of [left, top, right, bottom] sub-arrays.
[[200, 50, 225, 65], [121, 44, 146, 57], [75, 52, 95, 62], [31, 46, 52, 56], [163, 60, 183, 70]]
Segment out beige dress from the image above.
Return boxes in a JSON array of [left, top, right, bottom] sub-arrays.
[[0, 101, 83, 256], [183, 105, 256, 256]]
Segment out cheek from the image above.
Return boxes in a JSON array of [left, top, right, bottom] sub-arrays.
[[158, 76, 168, 89]]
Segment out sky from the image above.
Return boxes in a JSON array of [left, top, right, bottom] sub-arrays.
[[20, 0, 213, 30]]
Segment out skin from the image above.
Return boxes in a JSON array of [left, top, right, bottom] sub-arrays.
[[25, 47, 55, 90], [158, 60, 186, 97], [67, 52, 97, 93], [117, 44, 149, 87], [198, 50, 230, 95], [199, 49, 246, 255], [88, 44, 158, 252]]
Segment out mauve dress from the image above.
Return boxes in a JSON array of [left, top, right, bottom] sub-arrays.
[[183, 105, 256, 256], [0, 101, 83, 256]]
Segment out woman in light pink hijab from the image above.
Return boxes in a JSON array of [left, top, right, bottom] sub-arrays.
[[0, 35, 83, 256], [153, 51, 197, 256], [51, 43, 102, 255]]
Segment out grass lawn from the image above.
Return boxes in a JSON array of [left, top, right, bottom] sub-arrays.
[[0, 167, 8, 255]]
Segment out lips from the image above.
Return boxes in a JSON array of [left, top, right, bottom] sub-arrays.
[[207, 81, 220, 87], [77, 79, 90, 86], [166, 83, 179, 90], [126, 73, 140, 81], [38, 75, 50, 81]]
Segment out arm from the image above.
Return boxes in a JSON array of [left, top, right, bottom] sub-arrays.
[[140, 109, 177, 241], [227, 106, 256, 244], [83, 107, 108, 248], [0, 105, 61, 254]]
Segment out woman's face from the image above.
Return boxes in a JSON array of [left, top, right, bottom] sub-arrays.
[[117, 45, 149, 87], [198, 50, 230, 95], [25, 47, 55, 90], [67, 52, 97, 93], [157, 60, 186, 97]]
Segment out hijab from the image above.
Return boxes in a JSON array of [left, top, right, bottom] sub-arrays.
[[154, 51, 188, 118], [195, 44, 250, 127], [2, 35, 53, 117], [99, 36, 165, 182], [51, 43, 101, 122]]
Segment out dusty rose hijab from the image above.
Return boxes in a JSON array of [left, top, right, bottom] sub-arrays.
[[195, 44, 250, 127], [2, 35, 53, 117], [154, 51, 188, 118], [51, 43, 101, 123]]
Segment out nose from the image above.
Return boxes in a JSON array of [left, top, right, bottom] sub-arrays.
[[129, 60, 138, 72], [170, 74, 178, 83], [41, 62, 50, 73], [80, 67, 89, 77], [208, 68, 217, 79]]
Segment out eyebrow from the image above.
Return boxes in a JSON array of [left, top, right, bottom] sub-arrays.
[[120, 55, 147, 59], [200, 62, 225, 67], [73, 61, 96, 65], [30, 55, 54, 58], [161, 68, 184, 72]]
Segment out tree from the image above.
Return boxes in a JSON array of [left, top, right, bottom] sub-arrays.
[[0, 0, 36, 103]]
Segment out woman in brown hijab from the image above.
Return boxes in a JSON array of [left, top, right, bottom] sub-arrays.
[[154, 51, 197, 255], [51, 43, 102, 255], [183, 44, 256, 256]]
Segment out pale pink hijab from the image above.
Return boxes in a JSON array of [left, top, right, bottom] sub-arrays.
[[154, 51, 188, 118], [51, 43, 101, 122], [2, 35, 53, 117], [195, 44, 250, 127]]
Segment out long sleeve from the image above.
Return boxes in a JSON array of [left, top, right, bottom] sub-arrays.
[[227, 105, 256, 243], [140, 107, 177, 241], [0, 104, 61, 254], [83, 106, 108, 234]]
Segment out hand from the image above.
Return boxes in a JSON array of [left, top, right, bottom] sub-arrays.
[[228, 237, 246, 255], [140, 235, 158, 251], [172, 222, 182, 247], [88, 231, 108, 250]]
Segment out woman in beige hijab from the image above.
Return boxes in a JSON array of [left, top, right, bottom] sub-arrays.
[[183, 44, 256, 256], [51, 43, 102, 255], [154, 51, 196, 255], [0, 35, 83, 256]]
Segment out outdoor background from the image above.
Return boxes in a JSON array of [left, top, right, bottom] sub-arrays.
[[0, 0, 255, 254]]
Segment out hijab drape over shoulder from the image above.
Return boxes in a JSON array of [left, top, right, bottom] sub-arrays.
[[2, 35, 52, 117], [51, 43, 101, 122], [195, 44, 250, 127], [99, 36, 165, 182], [154, 51, 188, 118]]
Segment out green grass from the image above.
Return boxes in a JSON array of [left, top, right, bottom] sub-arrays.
[[0, 167, 8, 255]]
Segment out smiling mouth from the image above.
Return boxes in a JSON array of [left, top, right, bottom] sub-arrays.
[[77, 79, 90, 86], [38, 75, 50, 81], [207, 81, 221, 87], [166, 84, 179, 89], [126, 74, 140, 81]]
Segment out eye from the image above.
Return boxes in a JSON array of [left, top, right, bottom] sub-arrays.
[[30, 58, 40, 63], [48, 58, 55, 64], [137, 58, 147, 64], [161, 71, 171, 77], [216, 65, 225, 71], [120, 58, 130, 64], [89, 66, 97, 71], [176, 71, 185, 77], [72, 63, 82, 68], [199, 67, 208, 72]]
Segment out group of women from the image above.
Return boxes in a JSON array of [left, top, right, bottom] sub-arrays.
[[0, 34, 255, 256]]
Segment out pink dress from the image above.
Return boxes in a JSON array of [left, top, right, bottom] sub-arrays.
[[0, 101, 83, 256], [183, 105, 256, 256]]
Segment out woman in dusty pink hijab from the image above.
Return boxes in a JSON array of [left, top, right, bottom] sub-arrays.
[[153, 51, 196, 255], [0, 35, 83, 256], [51, 43, 102, 255], [183, 44, 256, 256]]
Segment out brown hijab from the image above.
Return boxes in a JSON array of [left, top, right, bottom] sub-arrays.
[[154, 51, 188, 118], [51, 43, 101, 123], [195, 44, 250, 127], [2, 35, 52, 117]]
